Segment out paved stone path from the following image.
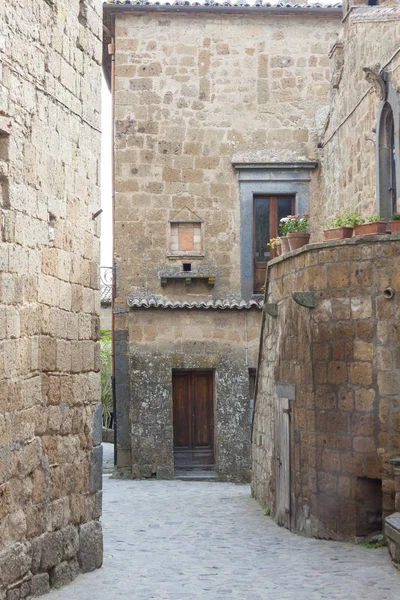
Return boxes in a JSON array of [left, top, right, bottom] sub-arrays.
[[46, 477, 399, 600]]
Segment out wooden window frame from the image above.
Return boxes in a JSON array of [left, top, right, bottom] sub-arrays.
[[253, 195, 295, 293]]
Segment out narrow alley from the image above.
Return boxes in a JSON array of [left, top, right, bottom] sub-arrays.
[[45, 476, 399, 600]]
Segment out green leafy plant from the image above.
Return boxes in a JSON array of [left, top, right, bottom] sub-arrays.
[[323, 209, 363, 229], [264, 506, 271, 516], [279, 213, 310, 235], [364, 212, 385, 223], [101, 336, 113, 429], [361, 535, 385, 549], [391, 213, 400, 220]]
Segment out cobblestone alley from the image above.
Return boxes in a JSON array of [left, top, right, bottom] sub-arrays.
[[45, 476, 399, 600]]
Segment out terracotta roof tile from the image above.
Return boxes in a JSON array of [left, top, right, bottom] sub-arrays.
[[127, 296, 263, 309]]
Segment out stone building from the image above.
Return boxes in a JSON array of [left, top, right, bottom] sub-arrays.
[[252, 0, 400, 561], [103, 0, 342, 481], [0, 0, 103, 596]]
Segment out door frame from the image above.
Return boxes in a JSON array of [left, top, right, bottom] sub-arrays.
[[172, 369, 216, 468], [274, 396, 291, 530], [234, 161, 316, 300]]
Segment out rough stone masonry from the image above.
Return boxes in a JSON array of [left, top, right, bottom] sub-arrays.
[[0, 0, 103, 596]]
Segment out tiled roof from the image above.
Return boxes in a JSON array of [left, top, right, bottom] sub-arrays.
[[104, 0, 342, 9], [127, 297, 263, 309]]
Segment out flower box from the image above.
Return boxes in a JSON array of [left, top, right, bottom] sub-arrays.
[[280, 236, 290, 254], [389, 220, 400, 233], [323, 226, 353, 241], [287, 232, 310, 251], [353, 222, 387, 236]]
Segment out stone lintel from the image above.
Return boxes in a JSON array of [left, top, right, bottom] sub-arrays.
[[233, 161, 318, 170]]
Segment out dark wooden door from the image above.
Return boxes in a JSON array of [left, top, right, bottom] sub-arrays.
[[253, 196, 295, 293], [274, 397, 291, 529], [173, 371, 214, 468]]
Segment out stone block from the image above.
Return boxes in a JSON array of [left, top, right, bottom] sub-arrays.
[[92, 403, 103, 447], [350, 297, 372, 319], [327, 361, 347, 384], [378, 372, 399, 396], [30, 573, 50, 597], [349, 362, 372, 385], [0, 543, 31, 587], [40, 531, 63, 571], [78, 520, 103, 573], [355, 388, 375, 412], [61, 525, 79, 561], [89, 445, 103, 494]]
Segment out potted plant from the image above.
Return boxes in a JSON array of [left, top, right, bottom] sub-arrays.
[[278, 218, 291, 254], [267, 237, 282, 258], [354, 212, 387, 236], [286, 213, 310, 251], [322, 210, 362, 240], [389, 213, 400, 233]]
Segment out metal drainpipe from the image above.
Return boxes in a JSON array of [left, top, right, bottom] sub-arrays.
[[108, 30, 117, 466]]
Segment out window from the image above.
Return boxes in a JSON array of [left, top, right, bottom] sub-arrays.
[[170, 222, 202, 253], [167, 206, 204, 258], [378, 103, 397, 218], [253, 196, 294, 293]]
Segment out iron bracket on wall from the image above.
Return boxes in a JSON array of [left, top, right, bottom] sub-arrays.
[[292, 291, 316, 308]]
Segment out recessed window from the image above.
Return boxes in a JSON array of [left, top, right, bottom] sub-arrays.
[[378, 102, 397, 218], [183, 263, 191, 272], [168, 206, 204, 258], [171, 222, 202, 253]]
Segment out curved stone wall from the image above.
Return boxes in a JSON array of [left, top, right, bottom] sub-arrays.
[[252, 234, 400, 541]]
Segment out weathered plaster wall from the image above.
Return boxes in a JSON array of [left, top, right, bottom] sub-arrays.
[[318, 6, 400, 232], [0, 0, 102, 595], [115, 307, 261, 482], [112, 10, 340, 302], [252, 236, 400, 541]]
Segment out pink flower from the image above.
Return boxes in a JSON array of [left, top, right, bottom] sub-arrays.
[[302, 212, 311, 217]]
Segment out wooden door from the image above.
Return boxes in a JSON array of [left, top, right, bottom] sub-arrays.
[[274, 397, 291, 529], [253, 196, 295, 293], [173, 371, 214, 468]]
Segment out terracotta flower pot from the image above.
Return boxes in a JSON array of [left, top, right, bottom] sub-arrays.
[[323, 226, 353, 241], [287, 232, 310, 251], [280, 237, 290, 254], [389, 220, 400, 233], [354, 222, 387, 236]]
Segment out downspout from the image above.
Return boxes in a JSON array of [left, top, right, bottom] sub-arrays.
[[108, 30, 117, 466]]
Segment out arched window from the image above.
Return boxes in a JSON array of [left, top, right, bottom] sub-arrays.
[[378, 103, 397, 218]]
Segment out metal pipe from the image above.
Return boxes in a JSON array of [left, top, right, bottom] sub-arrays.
[[109, 26, 117, 467]]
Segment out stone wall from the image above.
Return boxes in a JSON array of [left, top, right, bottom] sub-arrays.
[[0, 0, 103, 596], [318, 5, 400, 231], [252, 236, 400, 541], [111, 9, 341, 302], [115, 307, 261, 482]]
